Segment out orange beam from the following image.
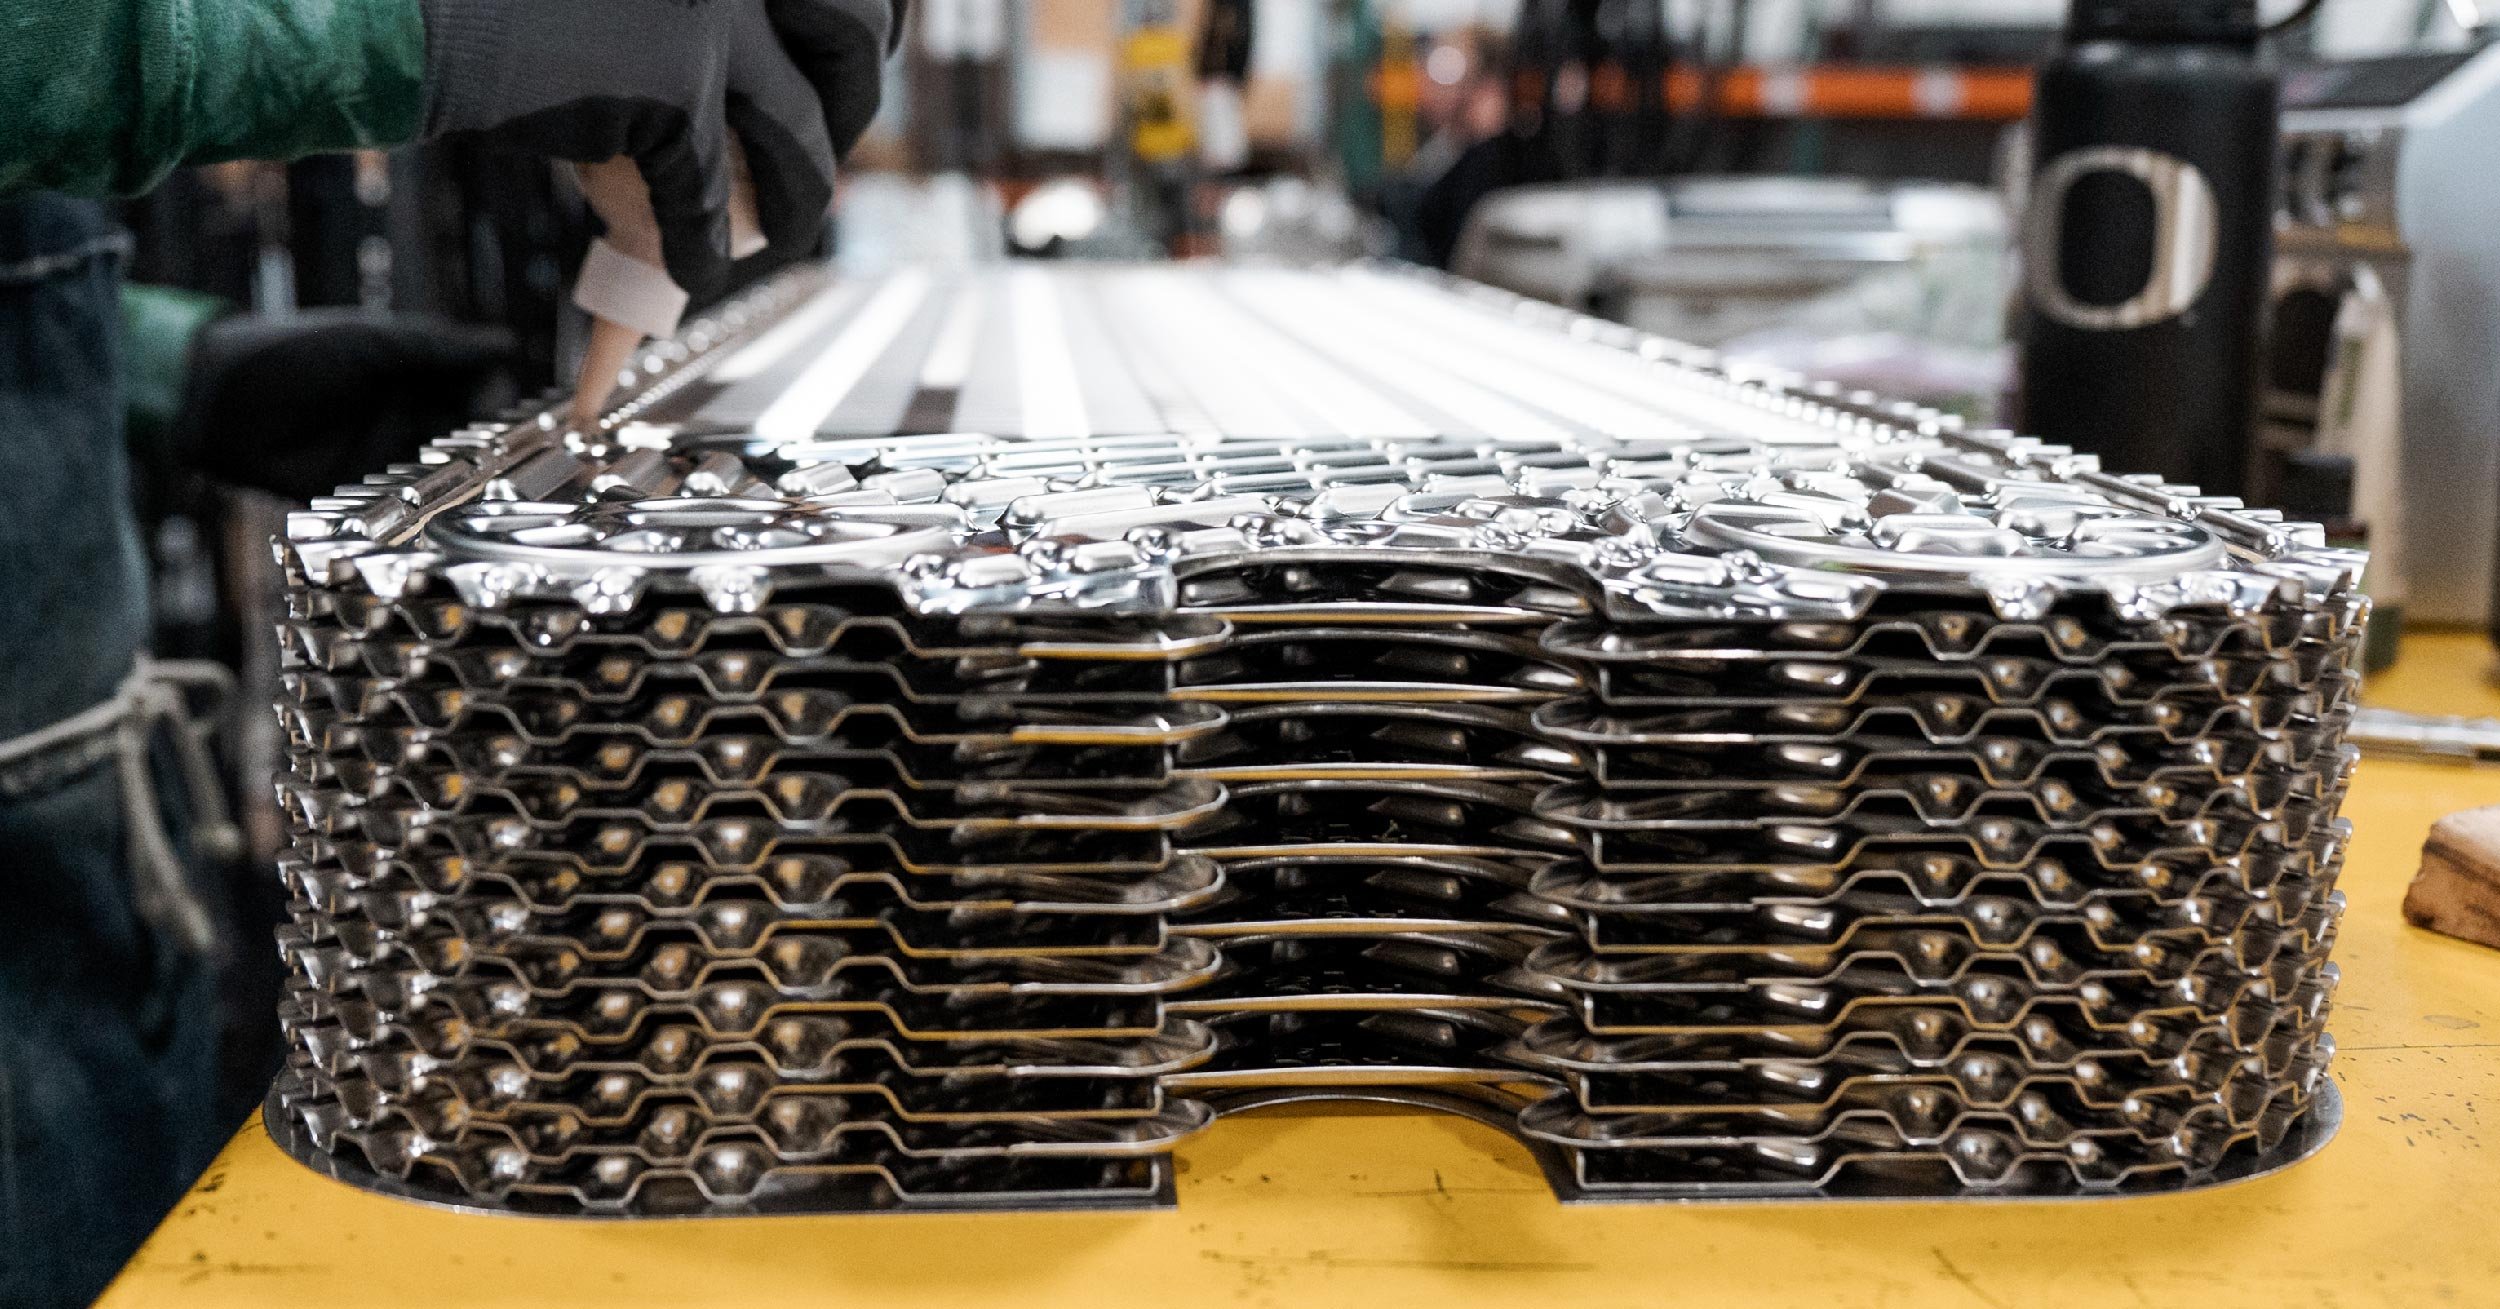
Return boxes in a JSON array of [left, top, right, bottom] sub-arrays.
[[1371, 62, 1423, 111], [1663, 64, 2034, 121]]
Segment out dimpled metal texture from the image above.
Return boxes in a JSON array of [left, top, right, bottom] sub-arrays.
[[268, 263, 2361, 1215]]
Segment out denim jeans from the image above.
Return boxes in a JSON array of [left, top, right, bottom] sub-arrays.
[[0, 196, 227, 1309]]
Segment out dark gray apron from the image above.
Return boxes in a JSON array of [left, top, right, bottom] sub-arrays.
[[0, 194, 231, 1309]]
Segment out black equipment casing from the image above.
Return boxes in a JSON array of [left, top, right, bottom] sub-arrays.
[[2019, 15, 2279, 499]]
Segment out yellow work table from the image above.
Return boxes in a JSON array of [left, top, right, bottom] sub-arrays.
[[103, 636, 2500, 1309]]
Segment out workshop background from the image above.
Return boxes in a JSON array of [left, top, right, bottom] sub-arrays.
[[53, 0, 2500, 1304]]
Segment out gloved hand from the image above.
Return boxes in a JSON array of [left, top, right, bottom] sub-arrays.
[[417, 0, 901, 302]]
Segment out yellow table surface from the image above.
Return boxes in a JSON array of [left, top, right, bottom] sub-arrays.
[[102, 635, 2500, 1309]]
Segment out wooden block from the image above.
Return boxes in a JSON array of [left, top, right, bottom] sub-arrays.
[[2404, 804, 2500, 950]]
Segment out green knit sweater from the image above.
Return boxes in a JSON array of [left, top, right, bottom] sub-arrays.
[[0, 0, 426, 195]]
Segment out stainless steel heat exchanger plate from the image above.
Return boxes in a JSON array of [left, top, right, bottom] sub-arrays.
[[267, 262, 2359, 1215]]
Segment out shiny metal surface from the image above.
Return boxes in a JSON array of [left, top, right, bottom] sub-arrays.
[[267, 261, 2363, 1215], [2279, 41, 2500, 623]]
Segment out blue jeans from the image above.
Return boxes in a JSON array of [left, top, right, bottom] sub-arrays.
[[0, 196, 226, 1309]]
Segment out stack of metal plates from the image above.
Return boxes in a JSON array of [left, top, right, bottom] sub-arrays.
[[268, 262, 2359, 1214]]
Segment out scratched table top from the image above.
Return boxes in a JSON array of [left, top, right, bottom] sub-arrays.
[[100, 634, 2500, 1309]]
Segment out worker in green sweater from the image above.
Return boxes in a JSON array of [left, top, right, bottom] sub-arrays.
[[0, 3, 896, 1303]]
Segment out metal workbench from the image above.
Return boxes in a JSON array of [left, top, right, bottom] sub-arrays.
[[99, 632, 2500, 1308]]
